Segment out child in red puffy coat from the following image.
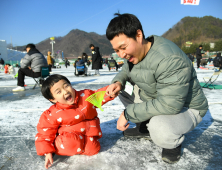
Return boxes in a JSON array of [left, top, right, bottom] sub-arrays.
[[4, 64, 9, 74], [35, 74, 114, 169]]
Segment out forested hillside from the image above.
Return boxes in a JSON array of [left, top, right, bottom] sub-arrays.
[[162, 16, 222, 48]]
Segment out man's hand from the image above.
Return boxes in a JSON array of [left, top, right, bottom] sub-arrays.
[[28, 66, 31, 70], [106, 82, 122, 98], [117, 111, 130, 131], [45, 153, 53, 169]]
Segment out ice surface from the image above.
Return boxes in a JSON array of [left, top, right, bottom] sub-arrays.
[[0, 64, 222, 170]]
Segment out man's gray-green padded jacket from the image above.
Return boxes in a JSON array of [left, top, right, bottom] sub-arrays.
[[111, 35, 208, 123]]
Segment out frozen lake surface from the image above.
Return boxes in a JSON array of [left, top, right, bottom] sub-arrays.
[[0, 63, 222, 170]]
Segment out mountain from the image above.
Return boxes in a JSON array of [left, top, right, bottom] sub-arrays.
[[162, 16, 222, 47], [16, 29, 114, 59], [15, 16, 222, 57]]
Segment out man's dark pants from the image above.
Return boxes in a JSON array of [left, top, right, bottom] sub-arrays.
[[48, 64, 52, 72], [17, 68, 41, 87], [197, 59, 201, 68]]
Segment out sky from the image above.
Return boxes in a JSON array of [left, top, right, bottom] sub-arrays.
[[0, 0, 222, 46]]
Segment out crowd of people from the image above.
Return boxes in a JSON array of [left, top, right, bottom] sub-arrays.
[[0, 58, 15, 74], [3, 43, 220, 81], [1, 12, 222, 169], [2, 45, 220, 79], [185, 46, 222, 70], [1, 42, 121, 92]]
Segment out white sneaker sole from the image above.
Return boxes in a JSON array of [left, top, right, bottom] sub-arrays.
[[12, 88, 25, 92]]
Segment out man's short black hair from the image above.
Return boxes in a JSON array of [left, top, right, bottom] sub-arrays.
[[106, 13, 145, 41], [199, 45, 203, 47], [25, 43, 36, 50], [41, 74, 71, 102], [89, 44, 94, 48]]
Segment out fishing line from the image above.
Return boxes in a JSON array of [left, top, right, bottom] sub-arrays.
[[57, 0, 125, 35]]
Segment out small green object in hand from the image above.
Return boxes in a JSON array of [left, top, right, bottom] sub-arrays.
[[85, 91, 106, 111]]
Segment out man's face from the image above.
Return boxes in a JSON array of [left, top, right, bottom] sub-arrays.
[[110, 33, 143, 65], [90, 46, 94, 50], [26, 47, 31, 53], [49, 79, 76, 105]]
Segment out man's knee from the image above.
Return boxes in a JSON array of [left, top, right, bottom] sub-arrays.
[[148, 116, 173, 147], [18, 68, 29, 75]]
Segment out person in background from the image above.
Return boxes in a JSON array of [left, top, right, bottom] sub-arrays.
[[12, 43, 48, 92], [187, 53, 194, 62], [105, 13, 208, 164], [47, 51, 53, 72], [74, 56, 87, 76], [108, 57, 118, 71], [81, 53, 88, 64], [207, 57, 212, 64], [87, 60, 91, 67], [51, 56, 56, 68], [105, 58, 108, 66], [89, 44, 103, 76], [0, 58, 4, 71], [8, 64, 15, 74], [82, 53, 90, 74], [200, 58, 207, 67], [186, 53, 194, 66], [74, 57, 81, 68], [213, 53, 222, 70], [65, 58, 70, 68], [4, 63, 9, 74], [15, 63, 21, 68], [196, 45, 204, 69]]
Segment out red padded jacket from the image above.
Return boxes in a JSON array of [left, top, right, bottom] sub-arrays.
[[35, 86, 113, 156]]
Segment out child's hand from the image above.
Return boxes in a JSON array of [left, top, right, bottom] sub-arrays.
[[45, 153, 53, 169]]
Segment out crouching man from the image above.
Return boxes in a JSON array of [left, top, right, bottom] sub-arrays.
[[105, 13, 208, 164]]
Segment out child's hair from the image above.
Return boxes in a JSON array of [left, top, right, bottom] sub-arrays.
[[41, 74, 71, 101]]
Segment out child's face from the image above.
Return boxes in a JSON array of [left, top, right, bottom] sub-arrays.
[[49, 79, 75, 105]]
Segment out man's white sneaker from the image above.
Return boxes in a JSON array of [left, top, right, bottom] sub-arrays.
[[12, 86, 25, 92], [94, 74, 100, 76]]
